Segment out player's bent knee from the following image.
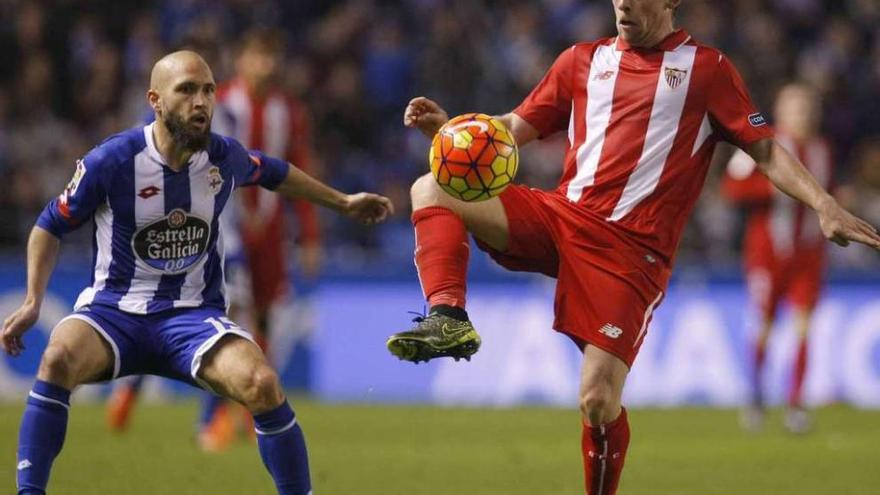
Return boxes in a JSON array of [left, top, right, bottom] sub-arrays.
[[579, 388, 616, 425], [36, 344, 78, 389], [243, 366, 285, 413], [410, 174, 445, 210]]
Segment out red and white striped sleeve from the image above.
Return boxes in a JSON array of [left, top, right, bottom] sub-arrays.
[[513, 45, 576, 139], [707, 55, 774, 149]]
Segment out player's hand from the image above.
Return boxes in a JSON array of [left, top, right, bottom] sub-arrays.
[[343, 193, 395, 225], [404, 97, 449, 139], [817, 199, 880, 249], [2, 301, 40, 357]]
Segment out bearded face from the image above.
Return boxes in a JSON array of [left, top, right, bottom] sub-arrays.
[[162, 104, 211, 151]]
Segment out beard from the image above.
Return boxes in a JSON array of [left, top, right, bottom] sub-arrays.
[[163, 110, 211, 151]]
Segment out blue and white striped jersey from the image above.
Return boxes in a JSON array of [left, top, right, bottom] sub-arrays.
[[37, 122, 289, 314]]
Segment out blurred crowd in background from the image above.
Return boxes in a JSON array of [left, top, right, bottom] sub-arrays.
[[0, 0, 878, 275]]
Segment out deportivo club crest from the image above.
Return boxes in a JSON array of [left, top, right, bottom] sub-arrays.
[[664, 67, 688, 89], [207, 166, 223, 194]]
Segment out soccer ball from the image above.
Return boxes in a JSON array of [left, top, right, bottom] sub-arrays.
[[429, 113, 519, 202]]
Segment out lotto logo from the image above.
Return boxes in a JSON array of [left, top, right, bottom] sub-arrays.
[[599, 323, 623, 339], [17, 459, 32, 471], [138, 185, 161, 199]]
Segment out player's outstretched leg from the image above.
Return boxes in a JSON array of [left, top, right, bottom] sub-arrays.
[[785, 308, 812, 434], [197, 393, 235, 452], [18, 318, 114, 494], [742, 316, 773, 432], [579, 345, 630, 495], [199, 336, 310, 495], [386, 174, 508, 363], [106, 375, 145, 433]]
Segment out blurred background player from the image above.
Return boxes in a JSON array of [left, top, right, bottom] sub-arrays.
[[215, 28, 322, 349], [727, 84, 833, 433], [724, 83, 833, 433], [106, 29, 322, 451], [205, 28, 322, 450]]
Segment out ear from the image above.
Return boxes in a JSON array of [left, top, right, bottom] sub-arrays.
[[146, 89, 161, 113]]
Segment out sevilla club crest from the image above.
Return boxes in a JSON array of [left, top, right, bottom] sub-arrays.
[[664, 67, 688, 89]]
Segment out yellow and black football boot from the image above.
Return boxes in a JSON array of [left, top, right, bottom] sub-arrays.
[[386, 308, 481, 364]]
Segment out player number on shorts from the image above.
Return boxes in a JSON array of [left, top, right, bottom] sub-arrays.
[[204, 316, 242, 333]]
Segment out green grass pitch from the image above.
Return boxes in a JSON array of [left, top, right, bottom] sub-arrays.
[[1, 401, 878, 494]]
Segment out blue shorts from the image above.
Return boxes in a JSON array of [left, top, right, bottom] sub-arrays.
[[58, 305, 256, 392]]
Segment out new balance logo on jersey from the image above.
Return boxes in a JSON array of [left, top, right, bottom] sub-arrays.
[[17, 459, 32, 471], [664, 67, 689, 89], [594, 70, 615, 81], [599, 323, 623, 339]]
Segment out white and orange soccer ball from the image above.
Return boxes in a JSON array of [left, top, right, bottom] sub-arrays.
[[429, 113, 519, 202]]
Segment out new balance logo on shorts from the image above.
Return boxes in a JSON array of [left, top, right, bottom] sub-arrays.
[[599, 323, 623, 339]]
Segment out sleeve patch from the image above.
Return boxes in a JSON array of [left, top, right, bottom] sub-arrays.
[[748, 113, 767, 127], [58, 159, 87, 218], [66, 159, 87, 196]]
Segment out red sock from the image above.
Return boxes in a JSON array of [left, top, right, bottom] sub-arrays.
[[788, 338, 808, 408], [412, 207, 469, 308], [752, 342, 767, 406], [582, 408, 630, 495]]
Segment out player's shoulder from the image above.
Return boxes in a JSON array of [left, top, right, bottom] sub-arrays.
[[207, 132, 247, 164], [550, 38, 614, 68], [569, 38, 614, 56], [687, 39, 731, 67], [84, 126, 148, 170]]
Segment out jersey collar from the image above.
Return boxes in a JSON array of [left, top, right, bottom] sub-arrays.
[[615, 29, 691, 52], [143, 122, 167, 165]]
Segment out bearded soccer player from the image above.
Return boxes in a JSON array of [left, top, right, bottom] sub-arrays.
[[385, 1, 880, 493], [723, 83, 833, 433], [106, 29, 324, 451], [1, 51, 393, 495]]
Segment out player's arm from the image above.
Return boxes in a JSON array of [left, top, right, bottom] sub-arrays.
[[274, 163, 394, 225], [746, 138, 880, 249], [494, 112, 541, 147], [1, 227, 60, 356], [403, 97, 540, 147], [2, 152, 107, 356]]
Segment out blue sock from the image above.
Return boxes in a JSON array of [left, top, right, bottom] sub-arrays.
[[17, 380, 71, 495], [198, 393, 225, 430], [253, 401, 311, 495]]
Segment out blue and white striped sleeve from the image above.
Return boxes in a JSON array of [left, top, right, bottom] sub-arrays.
[[36, 150, 108, 238], [225, 137, 289, 190]]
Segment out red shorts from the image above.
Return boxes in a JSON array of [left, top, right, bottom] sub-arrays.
[[746, 246, 825, 319], [475, 185, 668, 367]]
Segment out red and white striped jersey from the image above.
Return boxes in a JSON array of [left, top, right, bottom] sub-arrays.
[[723, 133, 833, 260], [214, 77, 319, 308], [514, 30, 774, 265]]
